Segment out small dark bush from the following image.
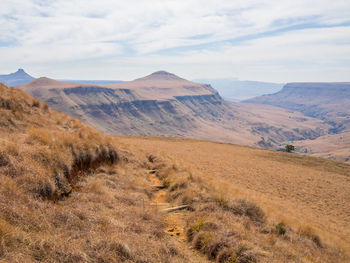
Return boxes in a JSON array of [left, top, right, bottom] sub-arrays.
[[285, 144, 295, 153], [275, 223, 286, 235]]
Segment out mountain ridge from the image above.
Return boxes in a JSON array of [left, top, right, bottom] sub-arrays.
[[16, 71, 331, 155]]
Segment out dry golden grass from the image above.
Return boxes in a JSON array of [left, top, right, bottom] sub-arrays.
[[0, 83, 189, 262], [1, 82, 349, 262], [117, 136, 350, 262], [144, 157, 348, 262]]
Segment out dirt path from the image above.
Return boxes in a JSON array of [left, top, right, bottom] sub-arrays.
[[149, 172, 210, 263]]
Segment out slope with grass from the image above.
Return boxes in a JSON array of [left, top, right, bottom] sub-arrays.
[[1, 82, 349, 262], [118, 136, 350, 261], [0, 82, 193, 262]]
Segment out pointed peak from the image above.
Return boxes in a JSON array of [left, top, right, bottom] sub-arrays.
[[16, 68, 25, 73]]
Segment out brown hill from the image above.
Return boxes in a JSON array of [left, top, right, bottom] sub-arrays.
[[16, 72, 329, 151], [1, 82, 349, 262]]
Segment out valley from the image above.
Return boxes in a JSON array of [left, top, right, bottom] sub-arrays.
[[15, 71, 335, 159]]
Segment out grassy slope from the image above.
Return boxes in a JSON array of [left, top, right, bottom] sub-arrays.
[[1, 82, 349, 262], [117, 136, 350, 258], [0, 83, 189, 262]]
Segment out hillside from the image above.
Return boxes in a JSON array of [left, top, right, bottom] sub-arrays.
[[118, 136, 350, 260], [16, 72, 329, 151], [1, 82, 349, 262], [0, 82, 206, 262], [0, 69, 35, 86]]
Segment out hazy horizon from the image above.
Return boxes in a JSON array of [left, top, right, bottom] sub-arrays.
[[1, 0, 350, 82]]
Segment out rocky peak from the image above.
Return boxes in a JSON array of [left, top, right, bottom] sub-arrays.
[[0, 68, 35, 86]]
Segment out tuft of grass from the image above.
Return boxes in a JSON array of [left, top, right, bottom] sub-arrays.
[[275, 222, 287, 235], [218, 198, 265, 225], [299, 225, 323, 247]]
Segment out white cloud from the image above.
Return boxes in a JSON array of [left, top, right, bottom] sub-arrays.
[[0, 0, 349, 81]]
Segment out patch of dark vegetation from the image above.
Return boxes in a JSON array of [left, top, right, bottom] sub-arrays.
[[275, 222, 287, 235], [217, 198, 265, 225]]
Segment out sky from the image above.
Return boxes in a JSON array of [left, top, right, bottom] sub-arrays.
[[1, 0, 350, 82]]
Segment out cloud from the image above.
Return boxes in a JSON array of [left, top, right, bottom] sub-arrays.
[[0, 0, 349, 81]]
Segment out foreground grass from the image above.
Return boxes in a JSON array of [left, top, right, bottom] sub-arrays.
[[1, 83, 349, 262], [145, 157, 347, 263], [0, 83, 187, 262]]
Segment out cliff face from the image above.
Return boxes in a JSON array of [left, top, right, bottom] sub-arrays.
[[16, 75, 229, 137], [54, 88, 230, 136]]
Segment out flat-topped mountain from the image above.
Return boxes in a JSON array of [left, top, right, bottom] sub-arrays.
[[0, 68, 35, 86], [106, 71, 215, 100]]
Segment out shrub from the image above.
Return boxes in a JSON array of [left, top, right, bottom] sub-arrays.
[[275, 223, 286, 235], [285, 144, 295, 153]]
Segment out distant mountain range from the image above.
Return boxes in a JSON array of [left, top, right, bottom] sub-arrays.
[[194, 78, 284, 100], [3, 68, 349, 162], [0, 68, 35, 86], [0, 69, 124, 87], [16, 71, 329, 155]]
